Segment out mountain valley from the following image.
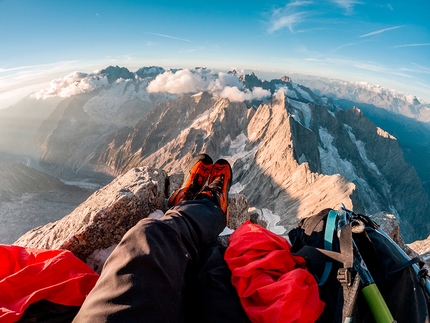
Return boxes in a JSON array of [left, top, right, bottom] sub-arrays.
[[1, 66, 430, 246]]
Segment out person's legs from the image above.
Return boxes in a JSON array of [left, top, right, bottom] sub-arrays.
[[73, 199, 226, 323], [73, 156, 239, 323]]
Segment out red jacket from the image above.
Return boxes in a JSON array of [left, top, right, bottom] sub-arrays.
[[0, 245, 99, 323], [224, 221, 324, 323]]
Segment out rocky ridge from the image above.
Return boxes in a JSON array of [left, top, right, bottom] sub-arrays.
[[92, 89, 428, 242], [14, 166, 254, 273], [15, 165, 421, 274]]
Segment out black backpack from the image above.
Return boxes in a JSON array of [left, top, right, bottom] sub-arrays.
[[288, 207, 430, 323]]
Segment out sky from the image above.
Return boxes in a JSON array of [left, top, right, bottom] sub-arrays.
[[0, 0, 429, 109]]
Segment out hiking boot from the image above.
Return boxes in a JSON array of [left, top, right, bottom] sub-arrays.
[[196, 159, 232, 217], [168, 154, 213, 207]]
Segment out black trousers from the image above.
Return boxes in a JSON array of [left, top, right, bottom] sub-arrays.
[[73, 199, 250, 323]]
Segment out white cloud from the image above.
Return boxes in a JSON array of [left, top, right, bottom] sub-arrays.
[[394, 43, 430, 48], [360, 25, 404, 38], [32, 71, 108, 99], [218, 86, 271, 102], [144, 32, 192, 43], [269, 12, 308, 33], [268, 1, 311, 33], [331, 0, 363, 13], [147, 69, 271, 102], [206, 73, 242, 93], [147, 69, 210, 94]]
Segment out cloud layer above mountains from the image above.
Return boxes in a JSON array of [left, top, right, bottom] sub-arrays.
[[32, 72, 109, 99], [32, 68, 271, 103], [147, 69, 271, 102]]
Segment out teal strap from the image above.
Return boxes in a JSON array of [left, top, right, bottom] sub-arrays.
[[319, 210, 338, 286]]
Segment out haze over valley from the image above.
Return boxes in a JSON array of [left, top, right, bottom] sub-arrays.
[[1, 66, 430, 247]]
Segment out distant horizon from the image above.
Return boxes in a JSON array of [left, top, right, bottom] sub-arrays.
[[1, 63, 429, 111], [1, 1, 429, 109]]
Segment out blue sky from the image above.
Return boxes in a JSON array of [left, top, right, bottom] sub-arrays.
[[1, 0, 429, 109]]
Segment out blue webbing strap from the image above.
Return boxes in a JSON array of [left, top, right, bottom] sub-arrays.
[[318, 210, 338, 286]]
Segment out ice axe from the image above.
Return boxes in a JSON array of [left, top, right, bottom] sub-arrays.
[[338, 207, 396, 323]]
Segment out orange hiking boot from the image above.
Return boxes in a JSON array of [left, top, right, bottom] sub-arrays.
[[196, 159, 232, 217], [168, 154, 213, 207]]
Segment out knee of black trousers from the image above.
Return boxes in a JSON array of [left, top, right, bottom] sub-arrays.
[[166, 199, 226, 243]]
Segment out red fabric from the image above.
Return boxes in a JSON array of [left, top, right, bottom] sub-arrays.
[[224, 221, 325, 323], [0, 244, 99, 323]]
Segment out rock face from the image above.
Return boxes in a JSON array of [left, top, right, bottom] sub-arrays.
[[92, 89, 428, 242], [328, 108, 429, 241], [95, 91, 357, 232], [14, 167, 168, 262], [294, 76, 430, 200]]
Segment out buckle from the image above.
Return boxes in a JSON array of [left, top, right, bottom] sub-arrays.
[[337, 268, 352, 286], [418, 268, 429, 287]]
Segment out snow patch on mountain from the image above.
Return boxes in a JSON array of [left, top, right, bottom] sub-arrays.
[[318, 126, 395, 215], [81, 77, 176, 123], [230, 182, 245, 195], [261, 208, 286, 235], [82, 79, 147, 119], [344, 124, 399, 216], [220, 131, 260, 174], [319, 127, 356, 178], [291, 82, 314, 102], [222, 133, 248, 160], [344, 125, 382, 176], [289, 99, 312, 128]]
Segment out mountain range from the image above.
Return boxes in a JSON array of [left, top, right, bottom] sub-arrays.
[[293, 76, 430, 194], [1, 65, 430, 246]]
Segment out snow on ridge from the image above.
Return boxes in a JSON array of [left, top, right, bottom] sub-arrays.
[[344, 125, 382, 176], [291, 82, 314, 102], [82, 78, 156, 119], [188, 108, 213, 135], [289, 99, 312, 128], [344, 125, 399, 215], [318, 127, 357, 180], [318, 126, 397, 215], [221, 132, 250, 165]]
